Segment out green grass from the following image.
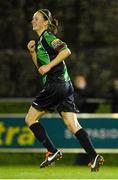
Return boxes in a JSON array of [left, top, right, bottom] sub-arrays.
[[1, 153, 118, 166], [0, 102, 30, 113], [96, 103, 111, 113], [0, 102, 111, 113], [0, 165, 117, 179]]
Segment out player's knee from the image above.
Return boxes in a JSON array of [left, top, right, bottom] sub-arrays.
[[25, 114, 36, 126], [65, 122, 74, 133], [66, 121, 81, 134], [25, 114, 30, 125]]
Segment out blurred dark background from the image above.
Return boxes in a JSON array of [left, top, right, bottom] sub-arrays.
[[0, 0, 118, 99]]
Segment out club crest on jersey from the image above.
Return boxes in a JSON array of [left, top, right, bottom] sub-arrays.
[[51, 39, 62, 49], [37, 45, 42, 49]]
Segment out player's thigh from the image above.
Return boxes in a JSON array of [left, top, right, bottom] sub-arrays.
[[61, 112, 82, 133], [25, 105, 45, 126]]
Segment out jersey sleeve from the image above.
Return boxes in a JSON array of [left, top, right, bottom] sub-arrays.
[[44, 31, 68, 52]]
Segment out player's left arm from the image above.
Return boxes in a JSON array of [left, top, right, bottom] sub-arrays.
[[38, 36, 71, 75], [49, 48, 71, 67], [38, 48, 71, 75]]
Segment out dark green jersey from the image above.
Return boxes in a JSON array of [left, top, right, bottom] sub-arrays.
[[36, 30, 70, 84]]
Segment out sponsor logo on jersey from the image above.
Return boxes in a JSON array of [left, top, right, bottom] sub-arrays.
[[51, 39, 63, 49]]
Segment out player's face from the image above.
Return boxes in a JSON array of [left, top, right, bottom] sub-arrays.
[[32, 12, 48, 31]]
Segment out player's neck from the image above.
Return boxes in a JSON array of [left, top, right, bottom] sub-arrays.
[[36, 28, 48, 37]]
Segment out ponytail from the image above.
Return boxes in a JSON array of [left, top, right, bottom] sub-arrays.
[[48, 18, 58, 34]]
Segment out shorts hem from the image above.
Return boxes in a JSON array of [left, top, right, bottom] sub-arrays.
[[32, 103, 45, 112], [57, 109, 79, 114]]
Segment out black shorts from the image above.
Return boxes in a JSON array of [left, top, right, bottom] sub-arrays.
[[32, 81, 79, 113]]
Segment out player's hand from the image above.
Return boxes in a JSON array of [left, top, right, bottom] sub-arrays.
[[38, 64, 51, 75], [27, 40, 36, 53]]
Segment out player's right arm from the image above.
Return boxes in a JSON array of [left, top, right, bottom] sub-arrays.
[[27, 40, 39, 69]]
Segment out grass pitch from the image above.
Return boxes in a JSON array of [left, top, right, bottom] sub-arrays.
[[0, 165, 117, 179]]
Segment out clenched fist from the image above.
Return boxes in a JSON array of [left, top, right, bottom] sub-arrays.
[[27, 40, 36, 53]]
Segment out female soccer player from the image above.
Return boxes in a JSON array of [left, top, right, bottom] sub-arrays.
[[26, 9, 104, 171]]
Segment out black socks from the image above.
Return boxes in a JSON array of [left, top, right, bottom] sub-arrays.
[[30, 122, 57, 153], [29, 122, 97, 160], [75, 128, 97, 160]]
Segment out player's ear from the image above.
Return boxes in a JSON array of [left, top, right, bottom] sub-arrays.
[[44, 20, 48, 26]]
